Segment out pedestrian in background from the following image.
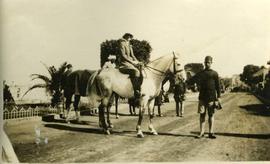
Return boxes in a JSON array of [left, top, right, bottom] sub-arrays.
[[173, 73, 186, 117]]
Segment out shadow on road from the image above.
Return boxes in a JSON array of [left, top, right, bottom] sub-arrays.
[[191, 131, 270, 139], [43, 119, 95, 125], [121, 130, 195, 138], [239, 104, 270, 117], [44, 123, 111, 135], [108, 112, 137, 117], [44, 123, 196, 138]]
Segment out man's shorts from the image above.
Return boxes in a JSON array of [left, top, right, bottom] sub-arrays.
[[198, 100, 215, 115]]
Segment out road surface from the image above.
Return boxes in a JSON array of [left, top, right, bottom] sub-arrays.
[[4, 92, 270, 162]]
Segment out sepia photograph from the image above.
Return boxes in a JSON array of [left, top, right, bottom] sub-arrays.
[[1, 0, 270, 163]]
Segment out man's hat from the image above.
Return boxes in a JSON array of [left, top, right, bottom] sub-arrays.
[[108, 55, 116, 60], [204, 56, 213, 62]]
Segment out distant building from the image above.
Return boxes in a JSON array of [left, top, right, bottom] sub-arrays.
[[231, 74, 246, 88], [7, 83, 50, 104]]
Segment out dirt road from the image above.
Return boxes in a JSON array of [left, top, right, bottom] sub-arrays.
[[4, 92, 270, 162]]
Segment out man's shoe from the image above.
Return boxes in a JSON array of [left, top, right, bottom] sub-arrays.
[[209, 133, 216, 139]]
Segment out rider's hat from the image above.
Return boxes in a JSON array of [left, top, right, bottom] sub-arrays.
[[123, 33, 133, 39]]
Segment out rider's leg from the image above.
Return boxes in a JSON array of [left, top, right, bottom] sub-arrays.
[[130, 69, 141, 98]]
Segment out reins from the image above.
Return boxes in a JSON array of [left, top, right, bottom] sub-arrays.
[[145, 53, 180, 76]]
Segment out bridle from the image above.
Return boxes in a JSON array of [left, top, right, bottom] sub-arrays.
[[145, 53, 183, 77]]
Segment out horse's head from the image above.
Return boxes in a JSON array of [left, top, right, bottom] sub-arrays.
[[146, 53, 187, 83], [167, 53, 187, 81]]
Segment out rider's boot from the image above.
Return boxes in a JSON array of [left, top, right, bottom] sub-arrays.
[[131, 77, 142, 106]]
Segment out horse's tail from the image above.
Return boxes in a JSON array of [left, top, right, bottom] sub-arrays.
[[86, 70, 100, 95], [86, 69, 111, 97]]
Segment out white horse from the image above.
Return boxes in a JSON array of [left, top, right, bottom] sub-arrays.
[[86, 53, 185, 137]]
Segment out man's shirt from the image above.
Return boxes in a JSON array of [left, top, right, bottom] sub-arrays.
[[187, 68, 221, 102]]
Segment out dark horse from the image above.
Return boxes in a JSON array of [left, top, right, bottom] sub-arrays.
[[62, 69, 96, 122]]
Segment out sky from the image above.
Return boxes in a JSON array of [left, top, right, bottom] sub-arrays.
[[1, 0, 270, 85]]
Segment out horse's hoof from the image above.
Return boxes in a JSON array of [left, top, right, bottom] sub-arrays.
[[116, 115, 119, 119], [151, 131, 158, 135], [137, 132, 144, 138], [104, 129, 111, 135], [108, 124, 114, 129]]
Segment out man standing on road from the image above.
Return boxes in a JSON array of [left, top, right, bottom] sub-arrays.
[[187, 56, 221, 139]]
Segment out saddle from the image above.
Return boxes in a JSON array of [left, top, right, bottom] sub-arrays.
[[118, 64, 144, 87]]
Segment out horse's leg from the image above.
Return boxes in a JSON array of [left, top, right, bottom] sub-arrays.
[[65, 95, 72, 123], [136, 105, 145, 138], [98, 104, 110, 135], [115, 94, 119, 119], [176, 100, 180, 117], [74, 95, 81, 121], [129, 99, 133, 115], [148, 100, 158, 135], [107, 95, 114, 128], [158, 105, 163, 117], [133, 104, 136, 115], [180, 101, 184, 117]]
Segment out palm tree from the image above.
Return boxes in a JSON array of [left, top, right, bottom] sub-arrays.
[[23, 62, 72, 107]]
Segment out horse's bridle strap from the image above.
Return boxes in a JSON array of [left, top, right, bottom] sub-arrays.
[[145, 65, 167, 75]]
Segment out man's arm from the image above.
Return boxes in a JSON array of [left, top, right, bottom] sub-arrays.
[[120, 41, 137, 64], [130, 45, 139, 61], [215, 72, 221, 98]]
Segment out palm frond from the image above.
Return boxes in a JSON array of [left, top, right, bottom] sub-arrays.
[[21, 84, 47, 99], [58, 62, 68, 74], [31, 74, 51, 83], [40, 61, 53, 75]]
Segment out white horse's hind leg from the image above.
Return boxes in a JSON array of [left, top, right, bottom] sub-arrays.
[[148, 100, 158, 135], [98, 103, 110, 135]]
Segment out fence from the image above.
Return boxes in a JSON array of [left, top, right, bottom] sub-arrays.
[[3, 106, 58, 120]]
